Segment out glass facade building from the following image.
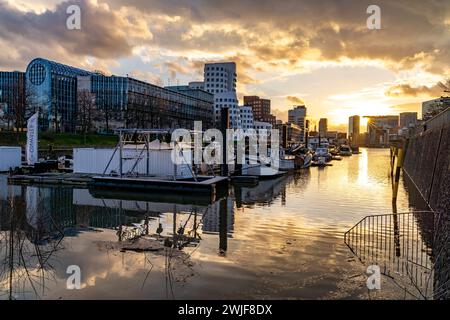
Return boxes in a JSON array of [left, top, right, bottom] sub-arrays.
[[0, 71, 25, 129], [26, 58, 93, 132], [90, 77, 214, 130], [23, 58, 213, 132]]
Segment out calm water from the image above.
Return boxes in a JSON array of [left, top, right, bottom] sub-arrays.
[[0, 148, 441, 300]]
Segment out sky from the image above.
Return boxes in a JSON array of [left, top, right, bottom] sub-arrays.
[[0, 0, 449, 131]]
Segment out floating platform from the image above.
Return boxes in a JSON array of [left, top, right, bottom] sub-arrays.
[[88, 187, 223, 206], [89, 175, 229, 198], [8, 173, 93, 187]]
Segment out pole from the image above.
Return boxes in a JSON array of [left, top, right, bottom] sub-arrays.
[[119, 130, 123, 177], [220, 108, 230, 177]]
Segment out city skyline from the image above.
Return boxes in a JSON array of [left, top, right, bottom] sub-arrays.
[[0, 0, 449, 131]]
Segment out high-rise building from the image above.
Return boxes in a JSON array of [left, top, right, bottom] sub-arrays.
[[319, 118, 328, 135], [25, 58, 214, 132], [288, 105, 307, 143], [364, 115, 399, 146], [243, 96, 269, 121], [399, 112, 418, 129], [203, 62, 240, 128], [348, 115, 360, 146], [0, 71, 25, 129]]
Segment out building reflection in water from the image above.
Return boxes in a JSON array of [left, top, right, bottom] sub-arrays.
[[0, 180, 69, 299]]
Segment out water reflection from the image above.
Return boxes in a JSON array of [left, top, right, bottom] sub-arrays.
[[0, 183, 66, 299], [0, 148, 448, 299]]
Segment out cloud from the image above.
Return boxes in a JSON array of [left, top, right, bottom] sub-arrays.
[[286, 96, 305, 105], [0, 0, 449, 83], [272, 108, 288, 122], [0, 0, 151, 70], [385, 81, 449, 97]]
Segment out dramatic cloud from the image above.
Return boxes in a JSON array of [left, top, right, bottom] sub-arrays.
[[0, 0, 151, 69], [0, 0, 449, 124]]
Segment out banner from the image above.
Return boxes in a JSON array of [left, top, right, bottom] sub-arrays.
[[27, 112, 39, 165]]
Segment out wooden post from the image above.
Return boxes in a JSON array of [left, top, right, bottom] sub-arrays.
[[392, 147, 404, 203]]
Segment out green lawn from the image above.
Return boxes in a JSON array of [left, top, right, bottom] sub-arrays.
[[0, 131, 118, 148]]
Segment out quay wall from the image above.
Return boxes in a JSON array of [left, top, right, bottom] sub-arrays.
[[403, 111, 450, 300], [403, 120, 450, 215]]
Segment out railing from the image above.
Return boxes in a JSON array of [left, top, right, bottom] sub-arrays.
[[345, 211, 437, 298], [413, 107, 450, 135]]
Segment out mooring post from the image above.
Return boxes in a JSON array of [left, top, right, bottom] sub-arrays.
[[219, 197, 228, 255], [220, 108, 230, 177], [392, 147, 404, 203]]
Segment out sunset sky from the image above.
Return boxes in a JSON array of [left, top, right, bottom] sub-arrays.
[[0, 0, 449, 131]]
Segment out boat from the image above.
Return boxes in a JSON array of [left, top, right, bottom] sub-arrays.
[[351, 146, 361, 154], [313, 147, 332, 162], [279, 148, 296, 171], [339, 145, 353, 156], [328, 145, 339, 156], [285, 145, 313, 169], [280, 155, 296, 171], [311, 156, 332, 167]]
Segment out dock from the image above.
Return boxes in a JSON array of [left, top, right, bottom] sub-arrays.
[[89, 175, 229, 197]]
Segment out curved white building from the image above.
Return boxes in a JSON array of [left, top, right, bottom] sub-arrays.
[[204, 62, 240, 129]]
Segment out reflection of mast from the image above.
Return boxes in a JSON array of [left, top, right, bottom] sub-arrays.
[[219, 198, 228, 255]]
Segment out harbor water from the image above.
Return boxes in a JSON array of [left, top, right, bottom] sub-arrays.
[[0, 148, 438, 299]]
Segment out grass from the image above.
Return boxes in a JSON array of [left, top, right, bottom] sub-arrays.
[[0, 131, 119, 148]]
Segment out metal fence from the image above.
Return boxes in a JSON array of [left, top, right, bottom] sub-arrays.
[[345, 211, 437, 298]]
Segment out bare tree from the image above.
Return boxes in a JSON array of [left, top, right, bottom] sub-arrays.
[[76, 89, 99, 140]]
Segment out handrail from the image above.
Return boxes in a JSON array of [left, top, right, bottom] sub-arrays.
[[344, 210, 435, 239]]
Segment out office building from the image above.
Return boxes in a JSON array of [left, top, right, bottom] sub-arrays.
[[24, 58, 214, 132], [254, 121, 272, 131], [399, 112, 418, 129], [319, 118, 328, 135], [348, 115, 361, 146], [188, 81, 205, 90], [365, 115, 399, 147], [239, 106, 254, 130], [288, 105, 307, 143], [26, 58, 93, 132], [0, 71, 25, 129], [203, 62, 240, 128], [422, 97, 450, 120]]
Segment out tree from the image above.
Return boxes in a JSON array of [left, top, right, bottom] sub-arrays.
[[76, 89, 98, 135]]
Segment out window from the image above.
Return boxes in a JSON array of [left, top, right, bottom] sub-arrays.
[[28, 63, 46, 85]]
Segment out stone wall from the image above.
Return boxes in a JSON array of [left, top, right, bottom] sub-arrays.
[[403, 125, 450, 214], [403, 123, 450, 299]]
